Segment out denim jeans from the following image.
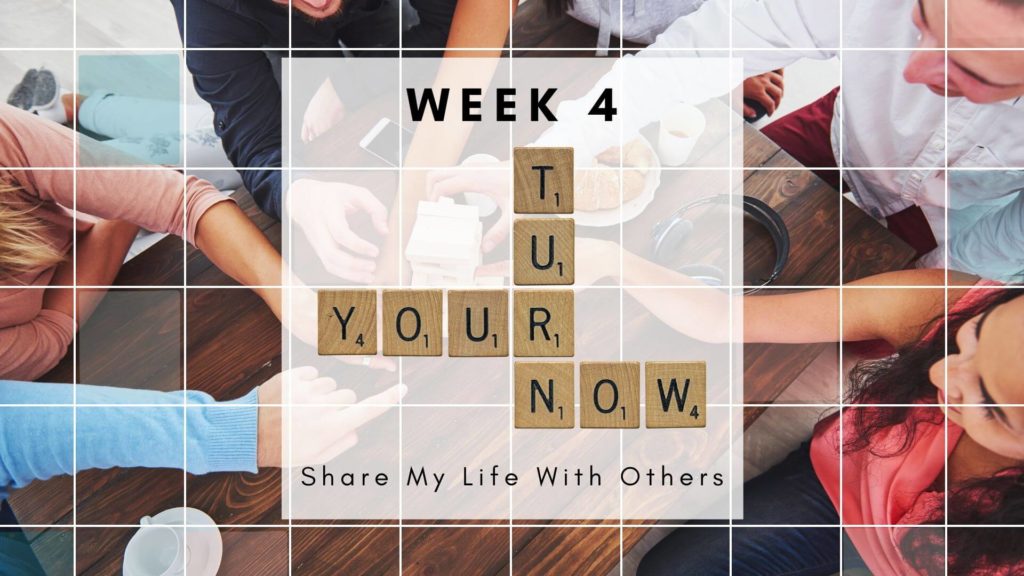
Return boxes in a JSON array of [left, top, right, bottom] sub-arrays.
[[638, 442, 867, 576]]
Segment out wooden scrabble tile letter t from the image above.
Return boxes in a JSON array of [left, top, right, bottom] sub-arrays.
[[514, 218, 575, 286], [515, 362, 574, 428], [514, 289, 574, 357], [645, 361, 707, 428], [318, 289, 377, 355], [514, 147, 574, 214], [580, 362, 640, 428], [383, 289, 443, 356], [448, 289, 509, 357]]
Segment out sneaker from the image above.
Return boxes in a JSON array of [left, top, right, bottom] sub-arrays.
[[6, 68, 60, 112]]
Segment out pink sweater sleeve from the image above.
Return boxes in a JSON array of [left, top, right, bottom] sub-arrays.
[[0, 310, 75, 380], [0, 106, 232, 245]]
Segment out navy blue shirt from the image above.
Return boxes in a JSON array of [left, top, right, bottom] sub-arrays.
[[170, 0, 456, 220]]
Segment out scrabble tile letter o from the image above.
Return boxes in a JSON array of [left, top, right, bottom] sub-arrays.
[[383, 289, 443, 356], [580, 362, 640, 428]]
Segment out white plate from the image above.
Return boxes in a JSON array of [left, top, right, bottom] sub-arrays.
[[573, 137, 662, 228], [144, 507, 223, 576]]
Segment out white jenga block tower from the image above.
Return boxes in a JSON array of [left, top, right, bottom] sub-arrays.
[[406, 197, 483, 286]]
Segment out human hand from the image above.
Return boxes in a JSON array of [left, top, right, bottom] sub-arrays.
[[425, 166, 509, 254], [289, 178, 390, 284], [574, 237, 621, 286], [301, 78, 346, 143], [742, 70, 785, 118], [256, 366, 406, 468]]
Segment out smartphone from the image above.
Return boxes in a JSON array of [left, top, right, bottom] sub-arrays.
[[359, 118, 414, 167]]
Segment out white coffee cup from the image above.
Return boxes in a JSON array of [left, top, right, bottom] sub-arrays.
[[123, 517, 185, 576], [658, 103, 707, 167], [458, 153, 502, 217]]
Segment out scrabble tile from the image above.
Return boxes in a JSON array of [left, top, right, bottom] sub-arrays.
[[513, 218, 575, 286], [645, 361, 706, 428], [382, 289, 443, 356], [514, 362, 574, 428], [317, 290, 377, 355], [448, 289, 509, 357], [513, 289, 574, 357], [580, 362, 640, 429], [514, 147, 574, 214]]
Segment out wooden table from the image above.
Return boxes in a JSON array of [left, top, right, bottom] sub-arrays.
[[10, 7, 914, 574]]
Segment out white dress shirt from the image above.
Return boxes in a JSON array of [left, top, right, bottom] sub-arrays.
[[539, 0, 1024, 280]]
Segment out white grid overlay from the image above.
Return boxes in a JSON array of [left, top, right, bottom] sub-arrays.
[[3, 0, 1022, 574]]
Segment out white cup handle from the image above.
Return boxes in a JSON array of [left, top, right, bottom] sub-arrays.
[[140, 516, 153, 526]]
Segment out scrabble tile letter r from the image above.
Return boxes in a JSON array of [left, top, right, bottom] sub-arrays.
[[514, 147, 574, 214]]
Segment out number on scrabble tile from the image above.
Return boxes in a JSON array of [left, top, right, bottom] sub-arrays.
[[317, 289, 377, 355], [514, 147, 574, 214]]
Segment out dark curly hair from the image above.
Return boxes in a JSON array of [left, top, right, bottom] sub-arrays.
[[834, 288, 1024, 575]]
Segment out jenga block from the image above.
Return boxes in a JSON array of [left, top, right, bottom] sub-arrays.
[[382, 289, 443, 356], [448, 289, 509, 357], [513, 218, 575, 286], [514, 147, 574, 214], [514, 362, 574, 428], [317, 290, 377, 355], [513, 289, 574, 357], [645, 361, 707, 428], [580, 362, 640, 429]]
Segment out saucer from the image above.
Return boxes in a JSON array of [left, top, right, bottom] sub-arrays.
[[132, 507, 222, 576]]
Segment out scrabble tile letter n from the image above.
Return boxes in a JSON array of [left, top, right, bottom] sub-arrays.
[[515, 362, 574, 428], [318, 290, 377, 355], [645, 361, 707, 428], [580, 362, 640, 429], [383, 289, 443, 356], [514, 289, 574, 357], [514, 147, 574, 214], [514, 218, 575, 286], [448, 289, 509, 357]]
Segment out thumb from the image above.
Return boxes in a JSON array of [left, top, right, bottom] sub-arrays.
[[350, 189, 389, 233]]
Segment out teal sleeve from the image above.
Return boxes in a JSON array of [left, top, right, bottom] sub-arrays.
[[0, 380, 259, 500]]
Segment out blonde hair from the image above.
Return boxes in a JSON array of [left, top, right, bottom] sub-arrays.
[[0, 179, 65, 279]]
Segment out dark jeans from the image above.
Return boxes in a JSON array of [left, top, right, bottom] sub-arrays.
[[638, 442, 866, 576], [0, 500, 46, 575]]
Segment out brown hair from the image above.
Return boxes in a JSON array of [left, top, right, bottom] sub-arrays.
[[0, 178, 65, 279]]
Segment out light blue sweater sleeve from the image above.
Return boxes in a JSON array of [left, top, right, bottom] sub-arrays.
[[0, 380, 259, 499]]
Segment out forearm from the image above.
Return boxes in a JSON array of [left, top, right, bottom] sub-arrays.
[[42, 220, 140, 324], [193, 201, 282, 318], [618, 249, 737, 343], [0, 380, 258, 493], [443, 0, 515, 56]]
